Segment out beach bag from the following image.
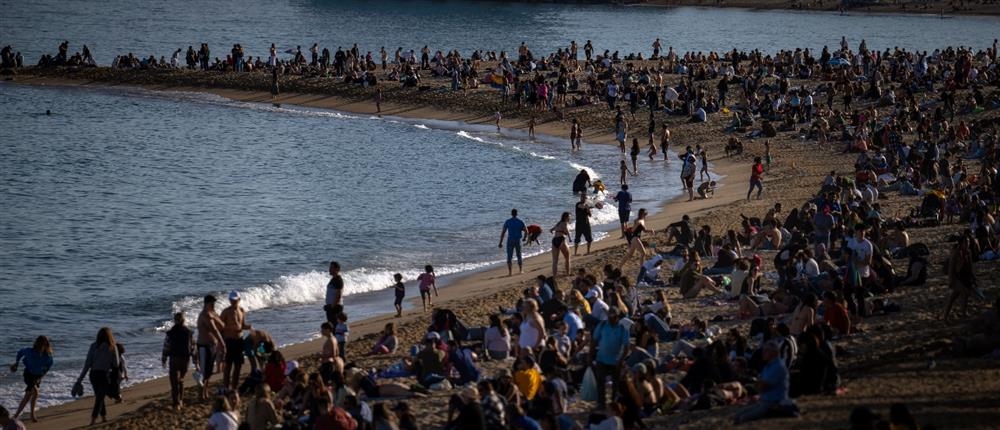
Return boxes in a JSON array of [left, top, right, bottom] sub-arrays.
[[580, 367, 599, 402]]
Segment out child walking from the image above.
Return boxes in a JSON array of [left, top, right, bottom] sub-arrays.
[[417, 265, 438, 312], [392, 273, 405, 317]]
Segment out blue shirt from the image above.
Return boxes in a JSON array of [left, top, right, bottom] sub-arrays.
[[615, 191, 632, 212], [759, 358, 790, 403], [592, 321, 630, 365], [504, 217, 526, 242], [563, 311, 584, 340], [514, 416, 543, 430], [16, 348, 53, 376]]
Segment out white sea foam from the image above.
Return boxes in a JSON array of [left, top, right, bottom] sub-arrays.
[[414, 124, 430, 129]]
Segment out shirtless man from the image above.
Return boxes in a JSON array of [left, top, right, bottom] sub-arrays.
[[196, 295, 226, 400], [318, 322, 339, 384], [220, 291, 251, 391]]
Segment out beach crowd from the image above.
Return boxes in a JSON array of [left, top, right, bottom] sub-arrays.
[[2, 32, 1000, 430]]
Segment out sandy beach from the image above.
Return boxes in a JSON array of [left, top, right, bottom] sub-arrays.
[[3, 30, 1000, 430]]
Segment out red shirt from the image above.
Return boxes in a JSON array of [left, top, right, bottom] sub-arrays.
[[750, 163, 764, 181], [824, 302, 851, 335]]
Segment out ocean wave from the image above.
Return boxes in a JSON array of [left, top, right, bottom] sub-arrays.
[[156, 259, 504, 332]]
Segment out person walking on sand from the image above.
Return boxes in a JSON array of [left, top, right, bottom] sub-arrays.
[[499, 209, 528, 276], [417, 265, 438, 312], [325, 261, 344, 325], [162, 312, 195, 411], [221, 290, 251, 391], [196, 295, 226, 401], [75, 328, 120, 426], [9, 336, 53, 422], [613, 184, 633, 239], [550, 212, 572, 277], [575, 194, 594, 256], [748, 156, 764, 201], [392, 273, 406, 317], [620, 208, 653, 268]]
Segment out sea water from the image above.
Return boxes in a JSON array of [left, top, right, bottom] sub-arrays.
[[0, 82, 681, 407], [2, 0, 998, 66]]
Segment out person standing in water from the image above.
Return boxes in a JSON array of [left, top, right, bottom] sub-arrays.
[[499, 209, 528, 276], [374, 85, 383, 114], [630, 138, 641, 175], [75, 328, 120, 426], [417, 265, 438, 312], [162, 312, 195, 411], [614, 184, 633, 238], [550, 212, 572, 277], [392, 273, 406, 317], [9, 336, 53, 422], [528, 116, 536, 139], [680, 146, 697, 201], [221, 291, 251, 391], [572, 169, 591, 195], [619, 160, 632, 185], [196, 295, 225, 401], [575, 194, 593, 255], [494, 111, 502, 133], [570, 118, 582, 151], [699, 146, 711, 182], [660, 124, 671, 161]]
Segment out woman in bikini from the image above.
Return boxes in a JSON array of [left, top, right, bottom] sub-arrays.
[[550, 212, 572, 277], [620, 208, 653, 268]]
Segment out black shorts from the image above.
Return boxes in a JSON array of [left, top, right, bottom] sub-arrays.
[[682, 175, 694, 188], [394, 295, 404, 306], [575, 226, 593, 244], [619, 210, 630, 224], [224, 338, 245, 365], [23, 371, 43, 391], [198, 344, 215, 379]]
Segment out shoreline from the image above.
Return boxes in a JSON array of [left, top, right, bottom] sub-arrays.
[[638, 0, 1000, 16], [8, 76, 749, 430]]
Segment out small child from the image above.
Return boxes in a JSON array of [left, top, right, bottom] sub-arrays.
[[417, 265, 438, 312], [392, 273, 405, 317], [334, 313, 349, 360], [697, 181, 717, 199]]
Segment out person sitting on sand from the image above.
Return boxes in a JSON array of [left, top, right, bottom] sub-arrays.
[[733, 341, 798, 424], [677, 254, 723, 299], [406, 332, 447, 388], [370, 323, 398, 355]]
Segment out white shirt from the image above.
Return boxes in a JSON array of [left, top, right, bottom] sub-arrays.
[[846, 237, 874, 278], [797, 258, 820, 278], [590, 299, 609, 322]]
